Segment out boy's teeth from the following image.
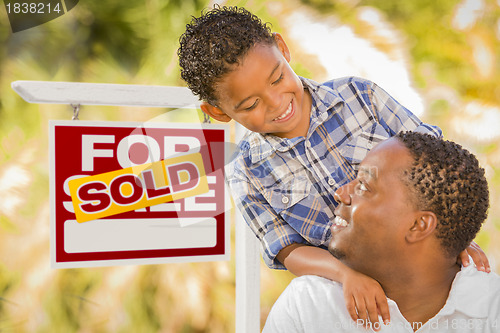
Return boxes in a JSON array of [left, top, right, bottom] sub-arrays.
[[334, 216, 348, 227], [274, 102, 292, 121]]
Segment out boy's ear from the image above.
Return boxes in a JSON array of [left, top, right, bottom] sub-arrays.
[[200, 102, 232, 123], [273, 33, 291, 62], [405, 211, 437, 244]]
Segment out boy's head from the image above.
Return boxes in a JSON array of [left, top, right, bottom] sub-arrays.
[[178, 6, 312, 138], [178, 6, 275, 106]]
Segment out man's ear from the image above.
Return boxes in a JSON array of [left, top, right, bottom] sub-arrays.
[[273, 33, 291, 62], [200, 102, 232, 123], [405, 212, 438, 243]]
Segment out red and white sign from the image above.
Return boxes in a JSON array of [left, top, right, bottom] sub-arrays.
[[49, 120, 229, 268]]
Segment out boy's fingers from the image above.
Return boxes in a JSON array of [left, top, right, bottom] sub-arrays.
[[467, 242, 490, 272], [354, 300, 370, 329], [346, 296, 359, 322], [377, 295, 391, 325], [458, 250, 470, 266], [365, 301, 380, 331], [471, 242, 491, 272]]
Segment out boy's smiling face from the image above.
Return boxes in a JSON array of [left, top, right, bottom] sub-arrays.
[[201, 34, 312, 139]]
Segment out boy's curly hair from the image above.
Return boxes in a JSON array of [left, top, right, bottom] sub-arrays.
[[396, 131, 489, 257], [178, 6, 275, 106]]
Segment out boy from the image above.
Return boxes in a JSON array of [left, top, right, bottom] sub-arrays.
[[177, 5, 490, 328]]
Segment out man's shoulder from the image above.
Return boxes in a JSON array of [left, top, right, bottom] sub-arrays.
[[285, 275, 344, 301], [291, 274, 341, 286], [457, 265, 500, 286], [265, 275, 375, 333], [450, 266, 500, 318]]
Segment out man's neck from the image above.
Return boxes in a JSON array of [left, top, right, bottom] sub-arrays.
[[382, 262, 460, 331]]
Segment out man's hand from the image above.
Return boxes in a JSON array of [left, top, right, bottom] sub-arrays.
[[458, 241, 490, 273], [341, 268, 390, 331]]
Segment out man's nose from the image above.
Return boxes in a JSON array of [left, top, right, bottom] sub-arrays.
[[334, 182, 353, 205]]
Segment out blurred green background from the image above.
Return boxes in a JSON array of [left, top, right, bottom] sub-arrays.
[[0, 0, 499, 331]]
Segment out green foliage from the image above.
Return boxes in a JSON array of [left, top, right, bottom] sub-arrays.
[[40, 269, 101, 333], [121, 266, 161, 332], [360, 0, 500, 106]]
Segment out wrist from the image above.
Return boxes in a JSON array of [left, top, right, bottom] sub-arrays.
[[338, 264, 356, 284]]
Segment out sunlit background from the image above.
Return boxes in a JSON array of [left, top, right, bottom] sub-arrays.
[[0, 0, 499, 331]]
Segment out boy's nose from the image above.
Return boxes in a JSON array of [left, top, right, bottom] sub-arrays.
[[264, 91, 282, 111], [334, 182, 353, 206]]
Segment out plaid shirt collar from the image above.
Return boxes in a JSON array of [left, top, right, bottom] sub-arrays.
[[243, 77, 344, 164]]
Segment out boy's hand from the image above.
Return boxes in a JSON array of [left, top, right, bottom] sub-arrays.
[[458, 241, 490, 273], [341, 268, 390, 331]]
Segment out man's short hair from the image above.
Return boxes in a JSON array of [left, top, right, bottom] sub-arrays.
[[396, 131, 489, 257], [178, 6, 275, 106]]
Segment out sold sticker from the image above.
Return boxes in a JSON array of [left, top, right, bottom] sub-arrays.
[[68, 153, 208, 223]]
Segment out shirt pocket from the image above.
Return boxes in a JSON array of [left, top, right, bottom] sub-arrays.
[[341, 126, 390, 167], [264, 176, 311, 215]]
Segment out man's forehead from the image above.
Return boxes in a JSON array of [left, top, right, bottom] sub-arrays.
[[359, 138, 412, 179], [358, 165, 379, 180]]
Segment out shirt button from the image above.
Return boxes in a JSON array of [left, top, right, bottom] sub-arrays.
[[282, 196, 289, 204], [328, 178, 335, 186], [305, 141, 311, 148], [367, 141, 373, 149]]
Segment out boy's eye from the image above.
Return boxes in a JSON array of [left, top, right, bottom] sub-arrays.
[[244, 100, 258, 111], [272, 73, 284, 85]]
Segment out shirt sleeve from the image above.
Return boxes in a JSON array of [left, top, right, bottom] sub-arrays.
[[368, 81, 443, 138], [227, 162, 307, 270]]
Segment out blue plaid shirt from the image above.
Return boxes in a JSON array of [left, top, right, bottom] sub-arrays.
[[227, 77, 442, 269]]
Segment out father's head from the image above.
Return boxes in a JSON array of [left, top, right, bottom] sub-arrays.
[[329, 132, 489, 278]]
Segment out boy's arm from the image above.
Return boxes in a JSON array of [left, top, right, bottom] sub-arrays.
[[277, 243, 344, 279], [277, 243, 390, 329], [227, 161, 313, 269]]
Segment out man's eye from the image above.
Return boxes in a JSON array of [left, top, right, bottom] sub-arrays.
[[355, 181, 368, 194]]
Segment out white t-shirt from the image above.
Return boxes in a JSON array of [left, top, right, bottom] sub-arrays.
[[263, 265, 500, 332]]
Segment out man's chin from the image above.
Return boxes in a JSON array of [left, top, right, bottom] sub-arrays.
[[328, 246, 346, 260]]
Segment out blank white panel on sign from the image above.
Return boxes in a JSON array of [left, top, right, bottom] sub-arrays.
[[64, 218, 217, 253]]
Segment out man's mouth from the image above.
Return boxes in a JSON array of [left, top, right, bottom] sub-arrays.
[[273, 101, 293, 121], [334, 216, 348, 227], [331, 215, 349, 232]]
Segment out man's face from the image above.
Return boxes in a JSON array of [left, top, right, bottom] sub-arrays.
[[328, 138, 419, 274], [210, 36, 311, 139]]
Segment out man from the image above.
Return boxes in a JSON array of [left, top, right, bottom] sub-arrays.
[[263, 131, 499, 332]]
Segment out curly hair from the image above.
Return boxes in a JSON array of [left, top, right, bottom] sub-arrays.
[[178, 6, 276, 106], [396, 132, 489, 257]]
